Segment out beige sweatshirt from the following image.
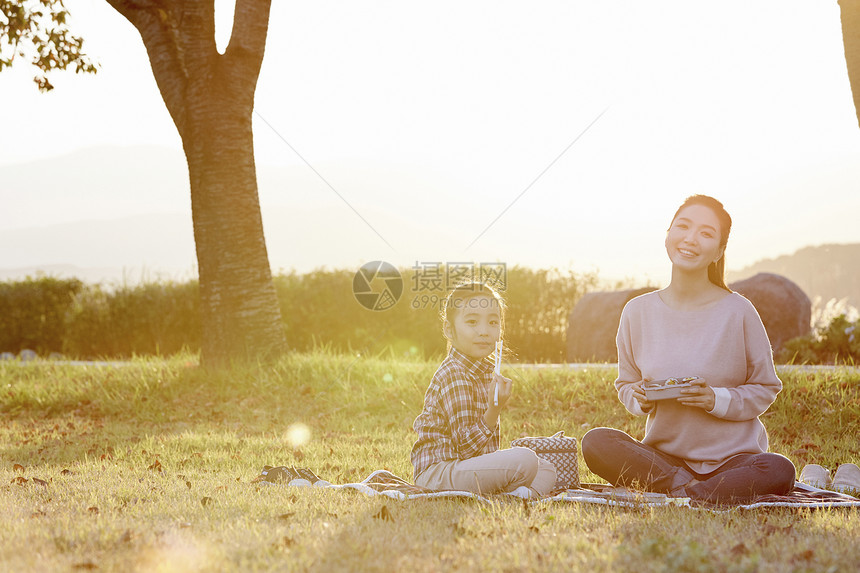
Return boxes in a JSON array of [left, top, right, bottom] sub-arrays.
[[615, 291, 782, 474]]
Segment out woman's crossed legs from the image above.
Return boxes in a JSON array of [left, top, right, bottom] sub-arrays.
[[581, 427, 795, 504]]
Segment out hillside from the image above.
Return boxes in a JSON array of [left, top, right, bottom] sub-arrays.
[[727, 243, 860, 311]]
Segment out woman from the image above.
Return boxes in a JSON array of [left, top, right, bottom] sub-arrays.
[[581, 194, 796, 504]]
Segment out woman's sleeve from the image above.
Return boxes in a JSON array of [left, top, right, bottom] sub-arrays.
[[438, 375, 494, 459], [614, 304, 647, 416], [716, 301, 783, 421]]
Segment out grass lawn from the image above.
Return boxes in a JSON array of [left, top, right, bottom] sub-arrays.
[[1, 352, 858, 571]]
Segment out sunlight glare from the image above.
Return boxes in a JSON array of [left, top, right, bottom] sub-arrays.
[[285, 422, 311, 448]]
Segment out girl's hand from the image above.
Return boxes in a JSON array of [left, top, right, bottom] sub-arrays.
[[633, 379, 655, 413], [492, 373, 513, 408], [677, 378, 715, 411], [483, 373, 512, 429]]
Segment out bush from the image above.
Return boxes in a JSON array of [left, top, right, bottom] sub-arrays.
[[274, 265, 598, 362], [62, 281, 200, 359], [504, 267, 598, 362], [1, 266, 594, 361], [0, 276, 84, 355], [777, 314, 860, 365]]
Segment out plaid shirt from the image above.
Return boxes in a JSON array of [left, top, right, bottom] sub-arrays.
[[410, 347, 499, 478]]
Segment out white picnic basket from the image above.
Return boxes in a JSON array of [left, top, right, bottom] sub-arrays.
[[511, 430, 579, 490]]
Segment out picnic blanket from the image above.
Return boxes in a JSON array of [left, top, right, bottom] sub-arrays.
[[252, 466, 860, 512]]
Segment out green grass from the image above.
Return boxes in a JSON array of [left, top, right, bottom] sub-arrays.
[[1, 352, 859, 571]]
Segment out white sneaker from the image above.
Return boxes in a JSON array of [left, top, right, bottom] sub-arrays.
[[830, 463, 860, 495], [798, 464, 831, 489], [505, 485, 538, 499]]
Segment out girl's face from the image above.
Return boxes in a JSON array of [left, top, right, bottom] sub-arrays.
[[445, 294, 502, 360], [665, 204, 725, 273]]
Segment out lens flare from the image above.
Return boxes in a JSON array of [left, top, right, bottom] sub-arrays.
[[285, 423, 311, 448]]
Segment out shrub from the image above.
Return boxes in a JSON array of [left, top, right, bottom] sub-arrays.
[[0, 266, 594, 361], [274, 265, 598, 362], [0, 276, 84, 355], [504, 267, 598, 362], [777, 313, 860, 365], [62, 281, 200, 359]]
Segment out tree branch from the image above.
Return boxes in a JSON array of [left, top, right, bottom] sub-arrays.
[[224, 0, 271, 88], [841, 0, 860, 129]]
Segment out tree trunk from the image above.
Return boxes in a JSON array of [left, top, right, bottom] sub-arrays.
[[841, 0, 860, 129], [107, 0, 286, 366], [185, 76, 286, 366]]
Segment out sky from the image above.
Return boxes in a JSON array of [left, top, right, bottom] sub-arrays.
[[1, 0, 859, 286]]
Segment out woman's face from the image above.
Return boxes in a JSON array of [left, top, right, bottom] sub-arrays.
[[665, 204, 725, 272]]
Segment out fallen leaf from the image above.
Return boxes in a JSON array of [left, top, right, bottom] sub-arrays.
[[61, 469, 74, 475], [186, 481, 192, 489], [12, 476, 27, 485], [759, 523, 793, 541], [32, 477, 48, 487], [148, 460, 162, 472], [87, 506, 99, 514], [201, 497, 213, 507], [730, 543, 749, 556], [793, 549, 814, 562], [277, 513, 295, 520], [72, 561, 98, 570], [373, 505, 393, 521], [13, 464, 24, 473], [118, 530, 135, 544]]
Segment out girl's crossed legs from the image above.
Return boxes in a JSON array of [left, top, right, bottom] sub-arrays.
[[416, 447, 557, 497], [582, 427, 795, 504]]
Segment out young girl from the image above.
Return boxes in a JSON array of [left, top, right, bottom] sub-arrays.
[[581, 194, 796, 504], [410, 281, 557, 498]]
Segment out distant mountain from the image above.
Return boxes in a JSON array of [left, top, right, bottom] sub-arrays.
[[727, 243, 860, 311], [0, 144, 474, 284]]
